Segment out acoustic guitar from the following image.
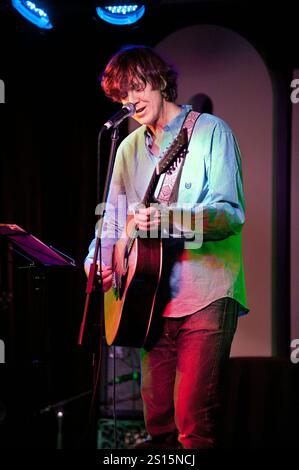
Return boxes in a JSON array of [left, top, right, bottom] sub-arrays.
[[104, 127, 188, 347]]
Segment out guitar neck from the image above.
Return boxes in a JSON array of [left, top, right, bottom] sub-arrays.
[[141, 128, 188, 207], [142, 170, 160, 207]]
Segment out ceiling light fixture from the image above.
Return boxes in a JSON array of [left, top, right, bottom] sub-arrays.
[[96, 1, 145, 26], [12, 0, 53, 29]]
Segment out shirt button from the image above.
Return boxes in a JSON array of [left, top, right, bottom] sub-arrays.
[[185, 182, 192, 189]]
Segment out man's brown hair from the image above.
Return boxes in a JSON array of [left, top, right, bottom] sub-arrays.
[[101, 45, 178, 103]]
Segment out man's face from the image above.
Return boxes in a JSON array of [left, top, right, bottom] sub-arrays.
[[121, 82, 164, 127]]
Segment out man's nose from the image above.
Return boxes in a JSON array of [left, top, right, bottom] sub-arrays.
[[126, 90, 140, 105]]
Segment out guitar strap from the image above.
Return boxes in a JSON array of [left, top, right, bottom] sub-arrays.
[[156, 110, 201, 205]]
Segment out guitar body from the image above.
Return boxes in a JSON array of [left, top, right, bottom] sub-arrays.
[[104, 233, 163, 347], [103, 128, 188, 348]]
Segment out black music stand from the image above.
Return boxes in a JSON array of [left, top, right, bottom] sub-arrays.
[[0, 224, 76, 268], [0, 222, 76, 351], [0, 224, 77, 448]]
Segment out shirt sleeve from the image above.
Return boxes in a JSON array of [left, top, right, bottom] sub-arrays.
[[201, 126, 245, 240]]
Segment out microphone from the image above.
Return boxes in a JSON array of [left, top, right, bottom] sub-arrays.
[[107, 371, 140, 385], [102, 102, 136, 130]]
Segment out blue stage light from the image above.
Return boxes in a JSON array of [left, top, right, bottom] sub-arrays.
[[96, 2, 145, 26], [12, 0, 53, 29]]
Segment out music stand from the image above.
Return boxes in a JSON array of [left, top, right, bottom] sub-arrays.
[[0, 224, 77, 448], [0, 223, 77, 365], [0, 224, 76, 268]]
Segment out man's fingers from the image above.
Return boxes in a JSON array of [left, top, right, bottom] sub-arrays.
[[135, 208, 160, 224], [96, 270, 113, 292], [97, 266, 112, 278], [136, 213, 148, 222]]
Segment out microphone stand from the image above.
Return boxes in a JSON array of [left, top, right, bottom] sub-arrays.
[[78, 124, 120, 447]]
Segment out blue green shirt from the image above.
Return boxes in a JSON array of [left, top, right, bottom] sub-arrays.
[[86, 106, 248, 316]]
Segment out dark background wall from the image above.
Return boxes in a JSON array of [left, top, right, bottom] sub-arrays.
[[0, 0, 298, 448]]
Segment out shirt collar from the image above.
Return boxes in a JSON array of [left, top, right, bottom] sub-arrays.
[[144, 105, 192, 156], [162, 104, 192, 136]]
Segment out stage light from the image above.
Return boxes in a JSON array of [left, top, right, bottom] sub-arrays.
[[96, 1, 146, 26], [12, 0, 53, 29]]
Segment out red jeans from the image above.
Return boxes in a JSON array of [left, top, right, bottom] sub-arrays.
[[141, 297, 238, 449]]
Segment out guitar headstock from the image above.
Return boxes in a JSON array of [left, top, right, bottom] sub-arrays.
[[156, 127, 188, 176]]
